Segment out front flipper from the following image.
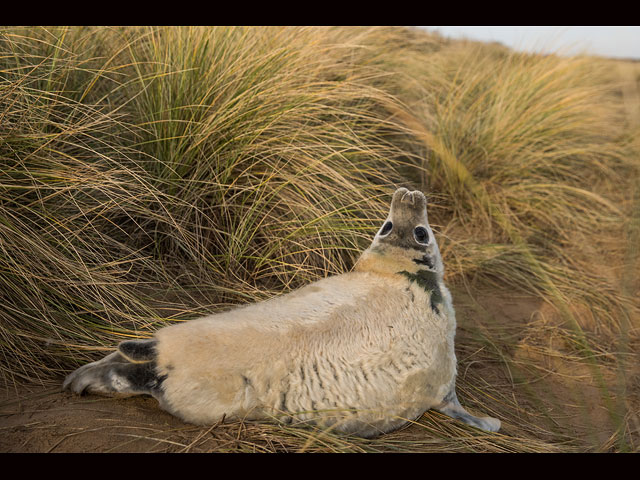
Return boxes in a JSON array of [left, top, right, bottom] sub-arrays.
[[436, 388, 501, 432]]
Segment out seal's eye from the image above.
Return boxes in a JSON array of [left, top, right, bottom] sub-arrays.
[[379, 221, 393, 236], [413, 226, 429, 244]]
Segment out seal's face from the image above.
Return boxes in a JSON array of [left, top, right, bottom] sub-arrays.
[[370, 188, 442, 273], [375, 188, 431, 250]]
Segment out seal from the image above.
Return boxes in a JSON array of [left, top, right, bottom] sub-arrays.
[[63, 187, 500, 437]]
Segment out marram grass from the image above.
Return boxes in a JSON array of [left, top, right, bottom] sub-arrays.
[[1, 26, 638, 452]]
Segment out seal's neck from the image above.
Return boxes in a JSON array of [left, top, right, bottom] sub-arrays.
[[354, 244, 443, 282]]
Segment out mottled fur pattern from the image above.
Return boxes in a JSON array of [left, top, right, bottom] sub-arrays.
[[63, 188, 500, 437]]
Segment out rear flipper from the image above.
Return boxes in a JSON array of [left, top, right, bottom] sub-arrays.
[[63, 339, 165, 399], [118, 339, 157, 363], [436, 387, 501, 432]]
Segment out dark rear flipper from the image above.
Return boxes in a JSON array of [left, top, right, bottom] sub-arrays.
[[118, 339, 158, 363], [63, 340, 165, 399]]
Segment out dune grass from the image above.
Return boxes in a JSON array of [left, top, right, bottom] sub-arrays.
[[1, 26, 638, 452]]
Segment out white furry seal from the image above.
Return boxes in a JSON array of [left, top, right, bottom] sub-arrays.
[[63, 188, 500, 437]]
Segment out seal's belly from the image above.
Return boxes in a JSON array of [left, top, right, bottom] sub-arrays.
[[253, 325, 458, 437]]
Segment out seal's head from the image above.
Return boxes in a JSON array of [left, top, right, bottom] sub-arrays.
[[355, 188, 443, 276]]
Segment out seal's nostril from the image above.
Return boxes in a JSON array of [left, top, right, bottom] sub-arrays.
[[401, 192, 415, 205]]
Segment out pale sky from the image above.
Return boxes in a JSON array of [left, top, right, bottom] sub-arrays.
[[420, 26, 640, 60]]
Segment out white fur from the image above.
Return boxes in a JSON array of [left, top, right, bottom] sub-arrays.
[[155, 269, 457, 436]]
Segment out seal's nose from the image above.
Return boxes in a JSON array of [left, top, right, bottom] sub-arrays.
[[401, 190, 416, 205], [390, 188, 426, 216], [394, 189, 425, 208]]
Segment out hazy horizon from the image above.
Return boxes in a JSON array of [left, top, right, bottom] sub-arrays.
[[420, 26, 640, 60]]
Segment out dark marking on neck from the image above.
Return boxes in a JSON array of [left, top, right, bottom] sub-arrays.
[[399, 269, 443, 314], [413, 254, 434, 269]]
